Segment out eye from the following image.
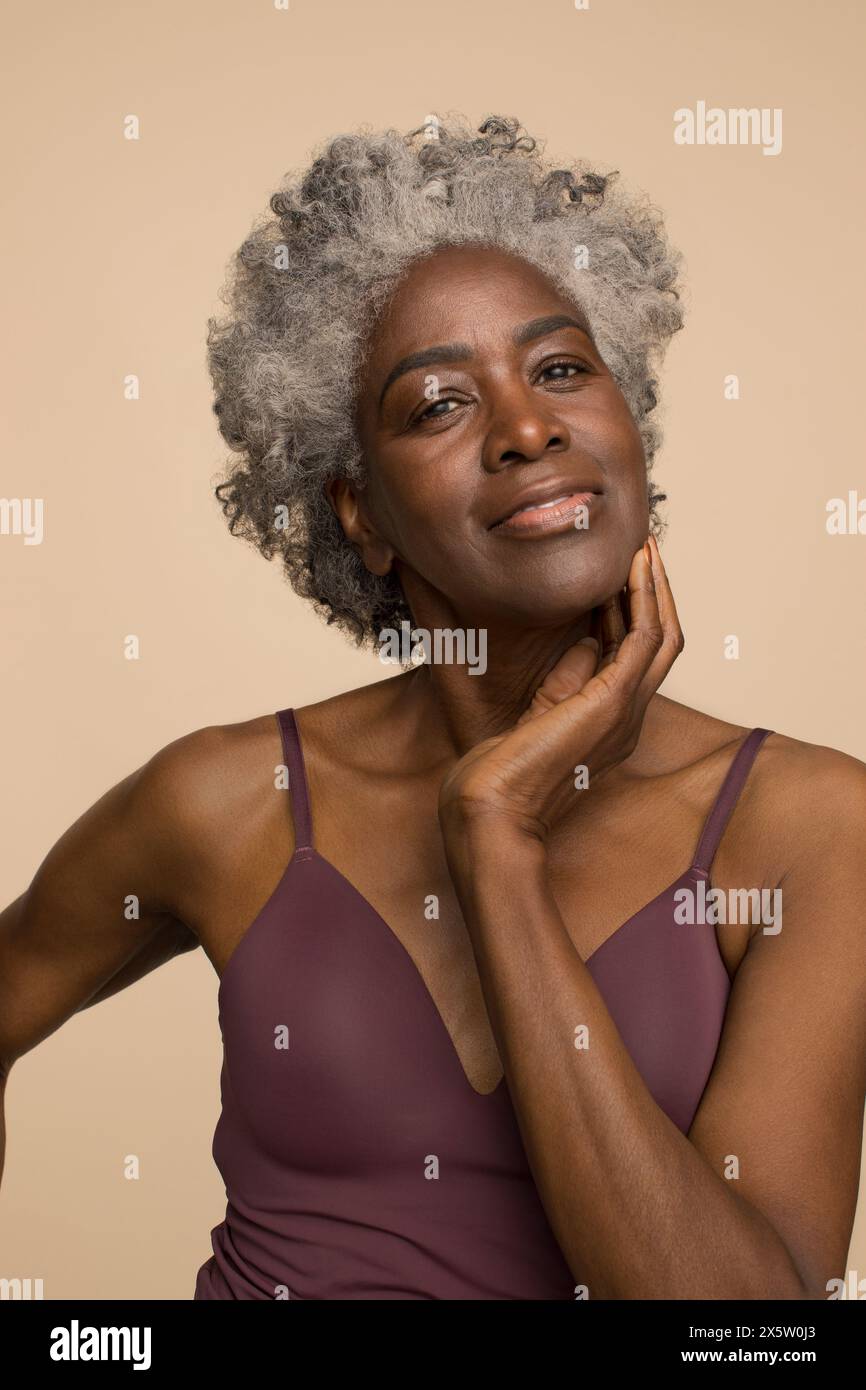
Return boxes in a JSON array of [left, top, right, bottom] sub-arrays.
[[414, 395, 464, 424], [537, 358, 591, 383], [409, 356, 591, 427]]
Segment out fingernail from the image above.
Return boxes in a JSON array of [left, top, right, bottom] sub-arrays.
[[578, 636, 598, 652], [643, 541, 652, 565]]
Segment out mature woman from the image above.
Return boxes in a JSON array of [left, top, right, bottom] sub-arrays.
[[1, 114, 864, 1302]]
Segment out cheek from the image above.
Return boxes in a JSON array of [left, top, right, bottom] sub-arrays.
[[596, 390, 645, 464], [605, 465, 650, 567], [596, 400, 649, 511], [368, 465, 471, 568]]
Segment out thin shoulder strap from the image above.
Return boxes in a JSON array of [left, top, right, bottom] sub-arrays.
[[692, 728, 773, 875], [276, 708, 313, 853]]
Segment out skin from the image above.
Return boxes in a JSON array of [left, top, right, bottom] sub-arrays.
[[1, 245, 865, 1300]]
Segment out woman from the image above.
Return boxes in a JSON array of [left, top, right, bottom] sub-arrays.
[[1, 114, 864, 1302]]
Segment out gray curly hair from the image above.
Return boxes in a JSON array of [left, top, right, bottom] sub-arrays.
[[208, 112, 685, 648]]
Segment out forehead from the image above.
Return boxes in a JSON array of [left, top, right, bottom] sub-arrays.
[[368, 243, 585, 352]]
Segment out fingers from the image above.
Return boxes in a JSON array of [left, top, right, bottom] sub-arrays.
[[600, 594, 625, 658], [598, 592, 627, 668], [520, 536, 683, 733], [631, 533, 684, 703], [626, 540, 661, 640], [585, 542, 666, 711], [519, 636, 601, 722], [647, 533, 684, 658]]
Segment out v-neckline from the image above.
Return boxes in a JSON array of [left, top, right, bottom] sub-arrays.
[[216, 710, 763, 1102], [296, 847, 706, 1102]]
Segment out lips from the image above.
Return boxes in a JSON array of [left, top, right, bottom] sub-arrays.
[[489, 479, 602, 534]]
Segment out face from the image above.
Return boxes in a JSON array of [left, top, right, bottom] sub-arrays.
[[331, 243, 650, 632]]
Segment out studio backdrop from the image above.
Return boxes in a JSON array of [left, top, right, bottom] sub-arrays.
[[2, 0, 864, 1299]]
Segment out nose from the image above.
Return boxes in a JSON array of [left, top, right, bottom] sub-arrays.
[[481, 389, 571, 472]]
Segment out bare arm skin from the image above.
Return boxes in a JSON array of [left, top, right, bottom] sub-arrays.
[[0, 712, 301, 1193], [437, 542, 866, 1299], [444, 749, 866, 1299], [0, 742, 207, 1187]]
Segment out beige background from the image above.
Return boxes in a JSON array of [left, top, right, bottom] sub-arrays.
[[1, 0, 864, 1298]]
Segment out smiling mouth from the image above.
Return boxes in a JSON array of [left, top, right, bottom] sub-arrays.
[[490, 490, 600, 537]]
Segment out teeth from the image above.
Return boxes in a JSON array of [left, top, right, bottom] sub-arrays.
[[515, 495, 570, 516]]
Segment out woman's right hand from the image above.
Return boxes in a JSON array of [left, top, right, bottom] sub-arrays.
[[438, 534, 685, 848]]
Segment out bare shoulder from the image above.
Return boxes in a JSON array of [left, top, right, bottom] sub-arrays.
[[745, 727, 866, 841], [292, 673, 422, 775], [757, 732, 866, 939], [127, 712, 288, 924], [713, 720, 866, 950], [130, 684, 403, 930], [135, 713, 284, 833], [659, 695, 866, 820], [654, 697, 866, 890]]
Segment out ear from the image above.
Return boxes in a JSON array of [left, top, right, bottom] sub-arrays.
[[326, 477, 396, 578]]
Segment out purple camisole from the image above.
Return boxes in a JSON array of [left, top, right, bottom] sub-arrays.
[[194, 712, 773, 1300]]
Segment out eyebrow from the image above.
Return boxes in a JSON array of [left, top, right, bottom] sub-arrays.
[[377, 313, 594, 409]]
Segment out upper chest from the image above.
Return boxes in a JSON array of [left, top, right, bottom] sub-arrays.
[[199, 745, 764, 1097], [287, 756, 759, 973]]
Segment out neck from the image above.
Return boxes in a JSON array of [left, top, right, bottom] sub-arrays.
[[384, 573, 680, 778], [395, 665, 674, 807], [386, 573, 601, 753], [387, 573, 674, 773]]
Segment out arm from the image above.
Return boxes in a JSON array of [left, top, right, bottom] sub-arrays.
[[446, 778, 866, 1299], [0, 738, 207, 1187]]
